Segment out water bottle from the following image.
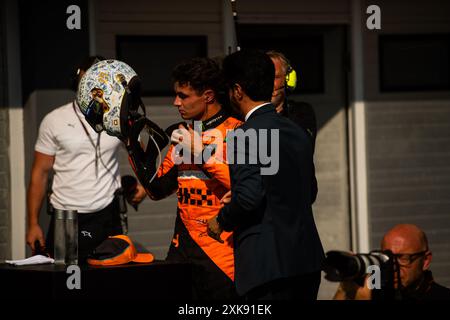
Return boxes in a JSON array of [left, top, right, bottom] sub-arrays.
[[54, 209, 78, 265]]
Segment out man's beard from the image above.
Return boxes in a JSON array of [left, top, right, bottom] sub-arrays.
[[230, 98, 242, 116]]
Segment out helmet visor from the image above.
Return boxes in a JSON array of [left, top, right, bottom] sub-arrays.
[[85, 98, 105, 133]]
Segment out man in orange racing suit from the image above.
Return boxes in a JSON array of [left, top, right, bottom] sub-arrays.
[[134, 58, 241, 300]]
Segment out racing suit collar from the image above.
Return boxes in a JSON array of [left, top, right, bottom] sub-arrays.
[[200, 108, 228, 131]]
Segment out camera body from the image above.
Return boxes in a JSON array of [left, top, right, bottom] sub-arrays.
[[323, 250, 397, 300]]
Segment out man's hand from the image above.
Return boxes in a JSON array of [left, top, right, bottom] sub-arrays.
[[220, 191, 232, 206], [26, 224, 45, 255], [127, 183, 147, 206], [207, 215, 224, 243], [170, 124, 203, 157], [333, 276, 372, 300]]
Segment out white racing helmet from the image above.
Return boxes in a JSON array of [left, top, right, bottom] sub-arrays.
[[76, 59, 141, 138]]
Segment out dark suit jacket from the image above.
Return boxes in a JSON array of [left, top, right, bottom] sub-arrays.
[[283, 99, 318, 203], [218, 103, 324, 296]]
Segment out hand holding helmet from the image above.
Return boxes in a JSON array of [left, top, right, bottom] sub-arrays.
[[77, 59, 169, 187], [77, 59, 157, 141]]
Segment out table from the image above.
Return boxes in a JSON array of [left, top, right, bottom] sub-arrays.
[[0, 260, 192, 300]]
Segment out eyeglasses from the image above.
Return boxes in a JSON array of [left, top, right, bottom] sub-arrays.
[[393, 251, 428, 266]]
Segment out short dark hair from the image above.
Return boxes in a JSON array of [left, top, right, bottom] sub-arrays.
[[222, 49, 274, 102], [172, 57, 225, 97], [71, 55, 105, 91]]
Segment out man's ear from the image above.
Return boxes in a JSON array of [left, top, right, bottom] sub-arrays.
[[423, 251, 432, 271], [233, 84, 244, 101], [204, 89, 215, 104]]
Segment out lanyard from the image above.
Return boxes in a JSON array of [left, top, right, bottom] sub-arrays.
[[72, 102, 101, 177]]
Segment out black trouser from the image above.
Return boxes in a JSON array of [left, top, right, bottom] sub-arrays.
[[46, 197, 122, 264], [245, 271, 322, 300]]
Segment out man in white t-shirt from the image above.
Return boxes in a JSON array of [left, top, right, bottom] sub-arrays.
[[26, 56, 146, 262]]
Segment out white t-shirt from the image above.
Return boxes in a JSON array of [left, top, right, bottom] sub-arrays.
[[35, 101, 122, 213]]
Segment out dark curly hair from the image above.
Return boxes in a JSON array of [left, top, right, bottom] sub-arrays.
[[172, 57, 226, 98]]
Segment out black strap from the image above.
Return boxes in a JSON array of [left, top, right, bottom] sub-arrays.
[[72, 101, 101, 177]]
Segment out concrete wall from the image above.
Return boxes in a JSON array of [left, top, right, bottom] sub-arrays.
[[94, 0, 224, 58], [237, 0, 351, 24], [0, 107, 10, 260], [363, 0, 450, 287], [0, 105, 9, 260]]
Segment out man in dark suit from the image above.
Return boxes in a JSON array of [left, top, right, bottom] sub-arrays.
[[267, 50, 318, 204], [207, 50, 324, 300]]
